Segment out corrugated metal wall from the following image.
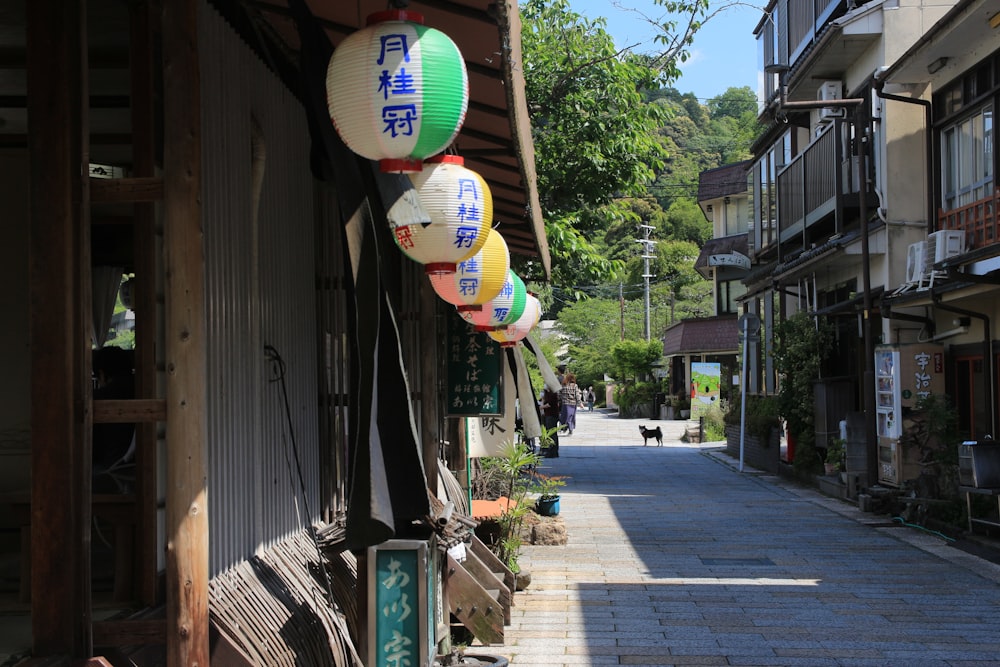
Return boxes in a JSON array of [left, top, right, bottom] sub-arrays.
[[199, 3, 321, 575]]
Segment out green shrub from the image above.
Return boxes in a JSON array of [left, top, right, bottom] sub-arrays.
[[702, 399, 727, 441]]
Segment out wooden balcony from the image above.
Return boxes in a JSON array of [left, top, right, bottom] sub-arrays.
[[939, 189, 1000, 251]]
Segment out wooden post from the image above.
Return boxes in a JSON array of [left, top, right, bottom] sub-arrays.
[[129, 0, 160, 607], [162, 1, 210, 665], [420, 280, 440, 492], [27, 0, 93, 656]]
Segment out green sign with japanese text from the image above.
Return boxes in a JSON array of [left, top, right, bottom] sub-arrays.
[[446, 316, 503, 416], [368, 540, 431, 667]]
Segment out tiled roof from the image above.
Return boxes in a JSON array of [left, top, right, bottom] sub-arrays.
[[697, 161, 751, 202], [662, 315, 739, 356]]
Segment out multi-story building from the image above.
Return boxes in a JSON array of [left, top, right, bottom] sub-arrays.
[[662, 162, 750, 404], [745, 0, 960, 485], [878, 0, 1000, 450]]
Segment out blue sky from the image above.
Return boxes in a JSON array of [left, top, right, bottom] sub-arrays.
[[570, 1, 762, 102]]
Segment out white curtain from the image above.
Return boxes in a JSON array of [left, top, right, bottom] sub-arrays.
[[92, 265, 124, 348]]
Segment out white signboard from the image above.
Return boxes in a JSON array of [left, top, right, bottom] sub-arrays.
[[708, 251, 751, 270], [465, 359, 517, 457]]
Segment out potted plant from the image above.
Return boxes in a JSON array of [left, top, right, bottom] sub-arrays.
[[825, 437, 845, 476], [532, 472, 566, 516]]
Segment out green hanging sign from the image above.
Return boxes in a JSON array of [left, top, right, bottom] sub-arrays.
[[445, 316, 502, 416]]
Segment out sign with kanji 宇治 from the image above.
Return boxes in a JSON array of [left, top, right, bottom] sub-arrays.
[[368, 540, 432, 667], [446, 316, 502, 416]]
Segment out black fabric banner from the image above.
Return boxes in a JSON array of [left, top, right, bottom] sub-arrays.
[[290, 0, 429, 550]]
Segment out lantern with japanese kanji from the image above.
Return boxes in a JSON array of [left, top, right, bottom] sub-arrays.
[[326, 11, 469, 173], [395, 154, 492, 274], [459, 270, 526, 331], [488, 293, 541, 347], [429, 227, 510, 307]]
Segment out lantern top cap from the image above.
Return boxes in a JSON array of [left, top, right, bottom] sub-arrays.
[[425, 154, 464, 166], [366, 10, 425, 26]]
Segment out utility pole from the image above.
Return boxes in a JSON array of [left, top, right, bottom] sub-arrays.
[[636, 225, 656, 341], [619, 282, 625, 341]]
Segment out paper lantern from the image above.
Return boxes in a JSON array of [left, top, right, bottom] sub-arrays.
[[460, 270, 527, 331], [326, 11, 469, 173], [396, 155, 492, 274], [429, 228, 510, 307], [488, 294, 542, 347]]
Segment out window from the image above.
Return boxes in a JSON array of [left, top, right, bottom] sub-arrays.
[[942, 104, 994, 211], [717, 279, 747, 315]]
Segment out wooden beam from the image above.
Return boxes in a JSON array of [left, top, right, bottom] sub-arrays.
[[90, 176, 163, 203], [92, 619, 167, 647], [27, 0, 93, 656], [93, 398, 167, 423], [162, 1, 210, 665]]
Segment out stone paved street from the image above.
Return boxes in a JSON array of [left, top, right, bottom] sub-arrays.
[[489, 410, 1000, 666]]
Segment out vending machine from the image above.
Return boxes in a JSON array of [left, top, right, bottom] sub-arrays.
[[875, 343, 945, 486]]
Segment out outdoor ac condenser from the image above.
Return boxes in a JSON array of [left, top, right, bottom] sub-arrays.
[[904, 241, 926, 285], [927, 229, 965, 262], [818, 81, 846, 119]]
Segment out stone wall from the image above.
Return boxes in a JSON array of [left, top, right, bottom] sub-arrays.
[[725, 424, 781, 474]]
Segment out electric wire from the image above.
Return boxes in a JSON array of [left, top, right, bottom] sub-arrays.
[[264, 343, 336, 605]]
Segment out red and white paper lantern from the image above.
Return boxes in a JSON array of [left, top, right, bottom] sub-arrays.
[[396, 154, 492, 274], [488, 293, 541, 347]]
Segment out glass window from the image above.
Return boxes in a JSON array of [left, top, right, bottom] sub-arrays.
[[718, 280, 748, 315], [942, 104, 994, 211]]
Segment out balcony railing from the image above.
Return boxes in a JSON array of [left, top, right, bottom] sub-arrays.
[[776, 118, 858, 245], [939, 189, 1000, 251]]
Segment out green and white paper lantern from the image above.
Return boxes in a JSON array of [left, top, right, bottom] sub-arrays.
[[326, 11, 469, 173]]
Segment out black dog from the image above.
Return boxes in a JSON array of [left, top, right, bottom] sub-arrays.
[[639, 425, 663, 447]]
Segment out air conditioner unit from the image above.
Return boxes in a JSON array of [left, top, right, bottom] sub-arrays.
[[928, 229, 965, 262], [919, 230, 966, 289], [905, 241, 926, 285], [817, 81, 846, 119], [817, 81, 842, 102]]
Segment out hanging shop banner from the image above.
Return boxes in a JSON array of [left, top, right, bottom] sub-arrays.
[[691, 362, 722, 420], [465, 358, 517, 458], [367, 539, 435, 667], [446, 315, 502, 416]]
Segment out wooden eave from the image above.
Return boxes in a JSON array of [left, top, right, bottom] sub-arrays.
[[226, 0, 550, 278]]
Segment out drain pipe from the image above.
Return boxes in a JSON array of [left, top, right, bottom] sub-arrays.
[[931, 295, 996, 438], [874, 73, 935, 234]]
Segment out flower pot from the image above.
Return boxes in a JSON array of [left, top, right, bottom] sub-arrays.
[[824, 462, 839, 476], [536, 496, 560, 516]]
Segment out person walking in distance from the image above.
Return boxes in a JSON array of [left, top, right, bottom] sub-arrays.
[[540, 387, 561, 457], [559, 372, 581, 435], [586, 385, 596, 412]]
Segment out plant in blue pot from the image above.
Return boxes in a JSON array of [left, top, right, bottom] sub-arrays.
[[533, 473, 566, 516]]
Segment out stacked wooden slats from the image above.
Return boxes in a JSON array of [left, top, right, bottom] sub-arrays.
[[208, 529, 362, 667]]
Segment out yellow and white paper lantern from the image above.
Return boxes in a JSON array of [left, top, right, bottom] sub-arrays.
[[429, 227, 510, 307]]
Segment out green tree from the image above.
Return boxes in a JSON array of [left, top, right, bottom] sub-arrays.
[[611, 339, 664, 383], [773, 311, 835, 473], [521, 0, 674, 286]]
